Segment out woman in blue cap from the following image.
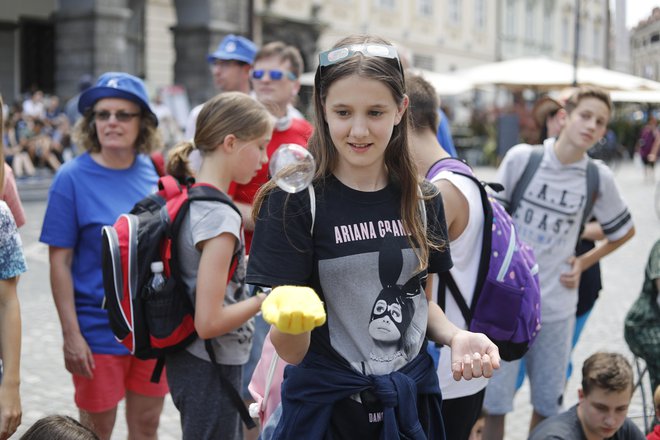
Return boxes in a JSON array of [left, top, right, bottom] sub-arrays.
[[40, 72, 167, 440]]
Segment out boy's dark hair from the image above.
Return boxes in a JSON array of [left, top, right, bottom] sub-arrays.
[[406, 75, 439, 133], [581, 352, 634, 396], [19, 415, 99, 440], [564, 85, 612, 115], [254, 41, 304, 78]]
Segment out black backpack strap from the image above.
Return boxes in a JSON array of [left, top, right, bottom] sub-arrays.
[[582, 159, 600, 228], [150, 357, 166, 383], [438, 272, 473, 325], [508, 148, 544, 215], [187, 185, 242, 217], [205, 340, 257, 429]]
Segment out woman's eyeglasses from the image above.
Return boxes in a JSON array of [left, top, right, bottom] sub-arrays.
[[318, 44, 402, 74], [250, 69, 298, 81], [93, 110, 141, 122]]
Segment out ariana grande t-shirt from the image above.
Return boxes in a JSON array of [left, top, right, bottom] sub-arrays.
[[247, 175, 452, 375]]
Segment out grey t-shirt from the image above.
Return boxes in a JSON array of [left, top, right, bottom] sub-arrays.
[[495, 140, 634, 323], [528, 405, 645, 439], [177, 199, 253, 364]]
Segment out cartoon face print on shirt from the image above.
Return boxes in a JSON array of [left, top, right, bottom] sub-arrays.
[[369, 290, 410, 343], [368, 237, 421, 367]]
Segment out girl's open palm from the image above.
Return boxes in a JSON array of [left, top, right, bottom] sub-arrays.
[[449, 330, 501, 381]]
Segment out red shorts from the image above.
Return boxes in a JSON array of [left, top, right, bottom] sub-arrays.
[[72, 354, 169, 413]]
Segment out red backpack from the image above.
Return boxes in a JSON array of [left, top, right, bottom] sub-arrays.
[[101, 175, 256, 428]]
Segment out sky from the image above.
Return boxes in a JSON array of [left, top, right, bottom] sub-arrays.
[[622, 0, 660, 28]]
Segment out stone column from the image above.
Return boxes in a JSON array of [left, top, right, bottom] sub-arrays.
[[172, 0, 251, 107], [54, 0, 131, 99]]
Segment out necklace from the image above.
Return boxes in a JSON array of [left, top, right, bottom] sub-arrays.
[[369, 350, 404, 363]]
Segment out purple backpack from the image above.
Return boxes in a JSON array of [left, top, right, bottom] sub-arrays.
[[427, 158, 541, 361]]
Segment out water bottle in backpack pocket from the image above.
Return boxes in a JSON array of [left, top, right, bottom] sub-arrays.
[[143, 261, 166, 298]]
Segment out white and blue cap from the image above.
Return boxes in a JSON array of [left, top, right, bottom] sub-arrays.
[[78, 72, 158, 125], [207, 34, 257, 65]]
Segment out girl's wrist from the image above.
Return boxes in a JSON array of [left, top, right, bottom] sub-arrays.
[[447, 328, 462, 347], [254, 292, 267, 306]]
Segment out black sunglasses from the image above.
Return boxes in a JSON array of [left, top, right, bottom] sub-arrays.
[[93, 110, 141, 122]]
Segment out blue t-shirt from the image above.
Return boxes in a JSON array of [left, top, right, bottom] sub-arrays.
[[437, 109, 458, 157], [0, 201, 27, 280], [40, 153, 158, 354]]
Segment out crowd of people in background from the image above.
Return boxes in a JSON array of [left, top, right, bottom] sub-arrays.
[[1, 83, 183, 183]]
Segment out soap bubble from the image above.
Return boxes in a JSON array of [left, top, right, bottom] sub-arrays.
[[268, 144, 315, 193]]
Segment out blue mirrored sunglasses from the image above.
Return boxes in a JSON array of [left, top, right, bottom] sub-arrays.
[[250, 69, 298, 81], [318, 44, 402, 73]]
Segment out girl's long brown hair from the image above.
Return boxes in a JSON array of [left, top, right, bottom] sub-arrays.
[[253, 35, 445, 270]]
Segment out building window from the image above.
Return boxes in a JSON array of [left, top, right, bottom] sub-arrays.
[[579, 19, 586, 58], [505, 0, 516, 37], [561, 15, 569, 52], [418, 0, 433, 16], [475, 0, 486, 30], [449, 0, 461, 23], [377, 0, 396, 9], [593, 24, 601, 61], [525, 0, 534, 42], [652, 33, 660, 43], [413, 54, 434, 70], [542, 0, 553, 46], [644, 63, 654, 79]]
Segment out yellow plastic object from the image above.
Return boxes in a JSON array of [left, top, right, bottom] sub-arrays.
[[261, 286, 326, 335]]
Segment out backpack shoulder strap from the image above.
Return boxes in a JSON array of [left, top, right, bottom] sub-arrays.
[[508, 148, 544, 215], [439, 272, 473, 323], [582, 159, 600, 227], [158, 175, 183, 200], [188, 184, 241, 218], [308, 185, 316, 235], [150, 151, 166, 177], [426, 157, 473, 181]]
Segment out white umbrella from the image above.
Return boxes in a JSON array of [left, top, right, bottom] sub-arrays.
[[610, 90, 660, 103], [455, 56, 660, 92], [456, 57, 576, 90], [406, 68, 473, 95], [577, 66, 660, 91]]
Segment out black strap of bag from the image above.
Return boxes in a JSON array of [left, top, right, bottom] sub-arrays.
[[205, 340, 257, 429]]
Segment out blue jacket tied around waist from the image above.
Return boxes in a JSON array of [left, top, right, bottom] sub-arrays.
[[271, 349, 445, 440]]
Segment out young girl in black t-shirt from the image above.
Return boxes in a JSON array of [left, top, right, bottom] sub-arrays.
[[247, 34, 500, 439]]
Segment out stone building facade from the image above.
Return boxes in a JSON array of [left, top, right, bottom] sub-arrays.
[[630, 7, 660, 81], [0, 0, 622, 107]]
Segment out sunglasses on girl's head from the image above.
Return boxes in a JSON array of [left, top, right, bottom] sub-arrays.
[[318, 44, 402, 73], [93, 110, 141, 122], [250, 69, 298, 81]]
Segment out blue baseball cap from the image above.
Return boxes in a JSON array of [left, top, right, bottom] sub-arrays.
[[207, 34, 257, 65], [78, 72, 158, 125]]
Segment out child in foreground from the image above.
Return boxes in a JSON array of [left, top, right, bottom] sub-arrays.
[[247, 34, 500, 439]]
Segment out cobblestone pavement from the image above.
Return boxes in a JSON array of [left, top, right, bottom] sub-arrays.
[[12, 161, 659, 439]]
